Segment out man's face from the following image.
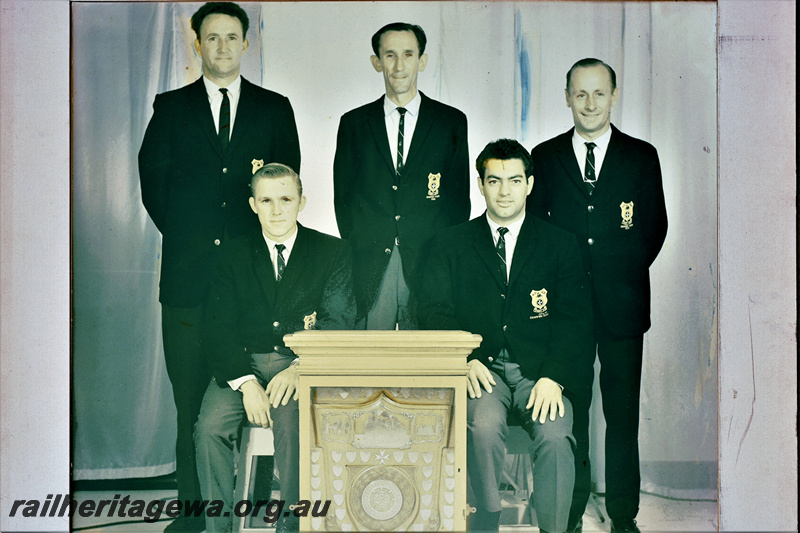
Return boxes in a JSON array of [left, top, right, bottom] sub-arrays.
[[370, 30, 428, 105], [478, 158, 534, 225], [194, 14, 249, 86], [565, 64, 618, 141], [248, 176, 306, 243]]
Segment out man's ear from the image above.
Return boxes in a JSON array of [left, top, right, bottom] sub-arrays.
[[565, 88, 571, 108], [242, 39, 250, 53], [418, 53, 429, 72], [476, 176, 486, 197], [249, 197, 257, 214], [194, 39, 202, 56], [370, 55, 382, 72], [526, 175, 535, 195], [298, 196, 307, 213]]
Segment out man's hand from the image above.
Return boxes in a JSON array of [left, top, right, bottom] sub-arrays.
[[240, 379, 272, 428], [526, 377, 564, 424], [467, 360, 497, 399], [265, 366, 299, 408]]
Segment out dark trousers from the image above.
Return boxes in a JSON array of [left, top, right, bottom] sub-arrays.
[[194, 353, 299, 533], [597, 333, 644, 522], [162, 303, 211, 502]]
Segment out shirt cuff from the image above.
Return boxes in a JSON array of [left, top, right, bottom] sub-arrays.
[[229, 374, 257, 391]]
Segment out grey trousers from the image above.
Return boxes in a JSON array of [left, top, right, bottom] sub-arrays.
[[195, 353, 299, 532], [467, 358, 576, 533], [366, 244, 415, 330]]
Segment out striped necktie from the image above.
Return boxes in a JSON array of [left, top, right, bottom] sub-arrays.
[[396, 107, 407, 174]]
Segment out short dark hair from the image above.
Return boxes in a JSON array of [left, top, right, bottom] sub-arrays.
[[191, 2, 250, 40], [475, 139, 533, 182], [371, 23, 427, 56], [250, 163, 303, 197], [566, 58, 617, 92]]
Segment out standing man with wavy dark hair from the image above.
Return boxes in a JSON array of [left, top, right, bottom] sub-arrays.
[[529, 58, 668, 533], [138, 3, 300, 529], [334, 22, 470, 329]]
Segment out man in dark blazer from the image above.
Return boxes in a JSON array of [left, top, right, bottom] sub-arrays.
[[528, 58, 668, 533], [419, 140, 594, 533], [195, 163, 357, 533], [138, 4, 300, 528], [334, 22, 470, 329]]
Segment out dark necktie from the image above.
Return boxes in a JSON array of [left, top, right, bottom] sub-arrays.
[[396, 107, 407, 175], [584, 142, 597, 195], [275, 244, 286, 282], [496, 227, 509, 284], [219, 88, 230, 151]]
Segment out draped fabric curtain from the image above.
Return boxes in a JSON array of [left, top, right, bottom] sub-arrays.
[[72, 1, 716, 498]]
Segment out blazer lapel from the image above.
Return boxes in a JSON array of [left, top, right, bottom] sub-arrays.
[[274, 224, 310, 305], [554, 128, 589, 196], [366, 97, 395, 174], [188, 78, 224, 160], [470, 216, 508, 291], [594, 125, 623, 194], [508, 217, 538, 287], [402, 92, 434, 176], [251, 233, 277, 306]]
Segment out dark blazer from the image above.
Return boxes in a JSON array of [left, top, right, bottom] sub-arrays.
[[139, 77, 301, 307], [333, 92, 470, 315], [528, 125, 668, 337], [202, 225, 357, 385], [418, 215, 594, 400]]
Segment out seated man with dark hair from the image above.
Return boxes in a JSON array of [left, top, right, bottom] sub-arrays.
[[195, 163, 357, 533], [419, 140, 594, 533]]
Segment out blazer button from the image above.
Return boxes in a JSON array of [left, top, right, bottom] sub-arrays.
[[385, 248, 392, 255], [500, 294, 506, 299], [395, 215, 401, 220], [587, 205, 594, 212], [392, 185, 398, 190], [488, 356, 494, 362], [273, 321, 279, 328], [588, 238, 594, 245], [273, 345, 280, 352], [222, 167, 228, 174], [503, 325, 507, 331], [214, 239, 221, 245], [222, 202, 227, 208]]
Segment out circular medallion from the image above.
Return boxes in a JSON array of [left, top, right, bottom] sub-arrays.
[[348, 466, 418, 531]]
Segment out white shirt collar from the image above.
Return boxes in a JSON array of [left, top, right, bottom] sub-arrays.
[[485, 212, 525, 243], [262, 225, 299, 258], [572, 125, 612, 153], [383, 91, 421, 117], [202, 75, 242, 100]]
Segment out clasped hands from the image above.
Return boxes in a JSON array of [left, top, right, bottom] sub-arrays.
[[467, 359, 564, 424], [239, 366, 299, 428]]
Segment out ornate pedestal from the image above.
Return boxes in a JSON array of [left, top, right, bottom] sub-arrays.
[[285, 331, 481, 532]]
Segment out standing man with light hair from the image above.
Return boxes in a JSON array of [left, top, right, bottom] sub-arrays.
[[334, 22, 470, 329], [138, 4, 300, 529], [528, 58, 668, 533]]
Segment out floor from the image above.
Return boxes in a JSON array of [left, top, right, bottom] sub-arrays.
[[71, 489, 717, 532]]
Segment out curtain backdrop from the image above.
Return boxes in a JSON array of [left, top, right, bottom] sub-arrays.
[[72, 1, 717, 498]]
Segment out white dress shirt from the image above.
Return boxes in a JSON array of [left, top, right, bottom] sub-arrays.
[[383, 92, 421, 170], [572, 126, 612, 180], [486, 213, 526, 281], [202, 75, 242, 141], [227, 227, 299, 391]]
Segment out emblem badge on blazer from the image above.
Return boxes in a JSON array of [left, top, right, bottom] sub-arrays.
[[426, 173, 441, 200], [620, 201, 634, 230], [251, 159, 265, 175], [530, 289, 549, 319], [303, 311, 317, 330]]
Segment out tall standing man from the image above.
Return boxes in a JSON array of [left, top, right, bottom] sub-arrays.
[[138, 4, 300, 530], [334, 22, 470, 329], [420, 139, 594, 533], [528, 58, 668, 533]]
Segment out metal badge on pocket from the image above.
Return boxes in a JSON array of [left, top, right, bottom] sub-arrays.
[[426, 173, 441, 200], [530, 288, 549, 319], [620, 201, 634, 230]]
